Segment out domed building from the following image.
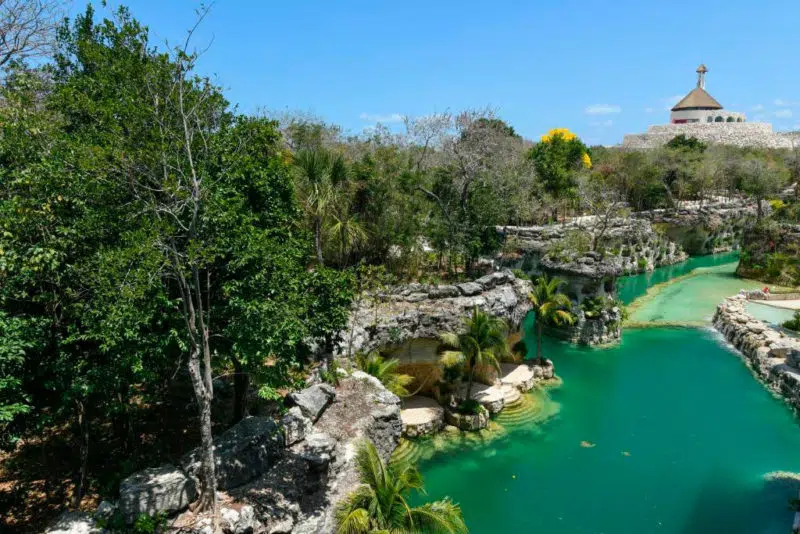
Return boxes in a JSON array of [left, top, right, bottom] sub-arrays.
[[669, 65, 745, 124], [622, 64, 797, 149]]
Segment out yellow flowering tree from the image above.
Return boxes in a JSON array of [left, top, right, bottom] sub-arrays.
[[528, 128, 592, 219]]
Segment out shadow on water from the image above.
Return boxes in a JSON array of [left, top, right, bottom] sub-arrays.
[[679, 469, 798, 534]]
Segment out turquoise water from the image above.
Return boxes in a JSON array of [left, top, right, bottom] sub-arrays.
[[617, 250, 743, 305], [747, 302, 796, 327], [412, 257, 800, 534], [626, 261, 763, 325]]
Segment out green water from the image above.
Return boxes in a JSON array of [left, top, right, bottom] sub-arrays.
[[412, 256, 800, 534], [747, 302, 796, 327], [626, 261, 763, 325], [617, 250, 743, 305]]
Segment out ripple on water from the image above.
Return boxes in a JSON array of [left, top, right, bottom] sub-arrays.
[[393, 389, 561, 466]]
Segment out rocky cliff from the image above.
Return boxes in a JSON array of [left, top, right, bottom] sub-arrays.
[[45, 373, 402, 534], [633, 200, 762, 255], [338, 269, 533, 358]]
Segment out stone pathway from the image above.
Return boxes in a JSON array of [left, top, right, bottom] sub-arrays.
[[400, 396, 444, 438], [499, 363, 536, 392], [755, 299, 800, 311]]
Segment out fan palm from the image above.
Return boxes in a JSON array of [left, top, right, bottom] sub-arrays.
[[528, 275, 575, 364], [293, 149, 347, 265], [328, 210, 368, 267], [438, 308, 508, 403], [335, 440, 468, 534], [356, 352, 415, 397]]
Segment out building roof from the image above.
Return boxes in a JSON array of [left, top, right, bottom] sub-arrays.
[[671, 87, 723, 111]]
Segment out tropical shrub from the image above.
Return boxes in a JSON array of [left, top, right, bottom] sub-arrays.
[[783, 311, 800, 333], [529, 276, 575, 364], [335, 440, 468, 534], [355, 352, 415, 397], [438, 308, 508, 404]]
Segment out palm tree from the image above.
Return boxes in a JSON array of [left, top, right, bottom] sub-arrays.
[[528, 275, 575, 365], [356, 352, 415, 397], [328, 210, 367, 267], [438, 308, 508, 404], [335, 440, 468, 534], [293, 149, 347, 265]]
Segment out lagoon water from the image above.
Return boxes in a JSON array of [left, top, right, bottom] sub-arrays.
[[411, 255, 800, 533]]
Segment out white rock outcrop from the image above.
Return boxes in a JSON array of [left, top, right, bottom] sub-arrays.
[[713, 295, 800, 411]]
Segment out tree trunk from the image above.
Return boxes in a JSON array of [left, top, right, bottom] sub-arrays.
[[314, 216, 324, 266], [232, 358, 249, 424], [537, 320, 544, 365], [465, 360, 476, 403], [340, 228, 347, 267], [188, 350, 217, 513], [72, 400, 89, 510]]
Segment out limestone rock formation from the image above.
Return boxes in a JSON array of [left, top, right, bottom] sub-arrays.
[[280, 406, 313, 446], [118, 464, 197, 524], [70, 374, 402, 533], [181, 416, 285, 491], [338, 269, 532, 358], [713, 294, 800, 411], [44, 512, 105, 534], [286, 383, 336, 422], [238, 370, 402, 534]]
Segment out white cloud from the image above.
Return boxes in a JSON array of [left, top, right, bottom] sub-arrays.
[[589, 119, 613, 127], [752, 104, 764, 112], [359, 112, 404, 123], [584, 104, 621, 115], [775, 99, 790, 107], [774, 109, 793, 119]]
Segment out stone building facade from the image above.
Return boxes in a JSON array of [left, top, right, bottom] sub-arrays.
[[623, 122, 800, 149]]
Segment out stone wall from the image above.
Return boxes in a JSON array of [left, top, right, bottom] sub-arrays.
[[622, 122, 800, 149], [713, 294, 800, 412], [337, 270, 532, 358]]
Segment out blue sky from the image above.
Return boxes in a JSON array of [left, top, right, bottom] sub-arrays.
[[74, 0, 800, 145]]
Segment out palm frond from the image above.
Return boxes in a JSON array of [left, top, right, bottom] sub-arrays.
[[438, 332, 460, 350], [335, 506, 370, 534], [438, 350, 465, 368], [407, 498, 469, 534]]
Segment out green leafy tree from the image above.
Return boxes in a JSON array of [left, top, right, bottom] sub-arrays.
[[528, 128, 590, 221], [737, 159, 787, 221], [528, 276, 575, 364], [438, 308, 508, 403], [665, 134, 707, 153], [335, 440, 468, 534]]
